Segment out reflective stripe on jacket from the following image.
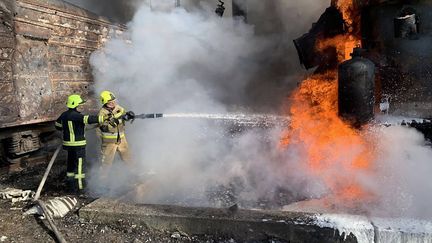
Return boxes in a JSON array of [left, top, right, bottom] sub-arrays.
[[101, 132, 126, 139], [98, 104, 127, 143], [56, 109, 105, 147]]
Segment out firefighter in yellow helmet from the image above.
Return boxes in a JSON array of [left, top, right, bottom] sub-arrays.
[[55, 94, 110, 193], [98, 91, 135, 179]]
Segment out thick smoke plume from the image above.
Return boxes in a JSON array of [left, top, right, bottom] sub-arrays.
[[88, 0, 328, 206], [87, 0, 432, 220]]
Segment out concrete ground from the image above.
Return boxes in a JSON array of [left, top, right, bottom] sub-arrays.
[[0, 163, 285, 243], [80, 198, 355, 243], [2, 161, 432, 243], [79, 197, 432, 243]]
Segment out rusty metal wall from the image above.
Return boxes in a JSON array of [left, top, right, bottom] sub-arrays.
[[0, 0, 124, 129], [0, 0, 19, 126]]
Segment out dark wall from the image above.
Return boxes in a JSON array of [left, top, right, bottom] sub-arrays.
[[362, 1, 432, 117], [63, 0, 136, 23]]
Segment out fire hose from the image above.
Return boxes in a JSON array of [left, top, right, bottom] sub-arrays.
[[34, 200, 67, 243], [134, 113, 164, 119], [34, 146, 61, 201], [124, 112, 163, 123], [31, 145, 67, 243]]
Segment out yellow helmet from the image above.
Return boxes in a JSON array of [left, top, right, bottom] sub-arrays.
[[100, 90, 116, 105], [66, 94, 85, 109]]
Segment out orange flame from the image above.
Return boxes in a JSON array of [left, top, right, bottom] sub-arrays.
[[316, 35, 360, 62], [320, 0, 362, 61], [281, 0, 374, 205], [335, 0, 357, 29]]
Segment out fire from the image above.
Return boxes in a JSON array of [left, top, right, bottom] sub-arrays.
[[280, 71, 373, 203], [317, 0, 362, 62], [333, 0, 362, 34], [281, 0, 374, 205], [316, 35, 360, 62]]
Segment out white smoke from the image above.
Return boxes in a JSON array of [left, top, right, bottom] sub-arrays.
[[92, 6, 264, 111], [88, 1, 328, 206], [282, 124, 432, 220], [367, 125, 432, 219], [87, 0, 432, 221]]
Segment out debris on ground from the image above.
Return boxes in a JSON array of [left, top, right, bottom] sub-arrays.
[[171, 232, 181, 239], [24, 196, 77, 218], [0, 163, 264, 242], [0, 187, 34, 204]]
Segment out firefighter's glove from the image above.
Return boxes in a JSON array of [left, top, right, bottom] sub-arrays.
[[108, 117, 120, 127], [123, 111, 136, 122]]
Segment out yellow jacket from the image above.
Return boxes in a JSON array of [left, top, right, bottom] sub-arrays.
[[98, 104, 127, 143]]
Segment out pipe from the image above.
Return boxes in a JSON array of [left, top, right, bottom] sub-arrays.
[[35, 200, 67, 243], [32, 145, 67, 243], [34, 145, 61, 201]]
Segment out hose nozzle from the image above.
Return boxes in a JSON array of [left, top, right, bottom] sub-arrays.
[[140, 113, 164, 119]]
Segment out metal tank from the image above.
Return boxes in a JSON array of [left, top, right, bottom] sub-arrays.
[[0, 0, 123, 164], [293, 6, 345, 70], [338, 48, 376, 126]]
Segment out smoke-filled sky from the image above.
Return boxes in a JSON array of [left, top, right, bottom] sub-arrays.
[[65, 0, 325, 110], [82, 0, 432, 220]]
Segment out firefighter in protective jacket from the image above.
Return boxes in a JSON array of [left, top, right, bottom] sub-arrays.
[[98, 91, 135, 179], [55, 94, 108, 192]]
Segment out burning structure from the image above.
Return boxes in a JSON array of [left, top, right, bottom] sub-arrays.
[[0, 0, 123, 164], [280, 0, 432, 211], [2, 0, 432, 242], [294, 0, 432, 125]]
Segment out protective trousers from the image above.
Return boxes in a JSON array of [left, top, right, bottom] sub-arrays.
[[65, 146, 86, 192], [100, 138, 132, 180]]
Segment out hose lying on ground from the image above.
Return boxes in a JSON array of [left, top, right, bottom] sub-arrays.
[[34, 200, 67, 243], [26, 145, 68, 243]]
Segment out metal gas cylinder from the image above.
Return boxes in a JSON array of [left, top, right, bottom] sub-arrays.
[[338, 48, 375, 126]]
